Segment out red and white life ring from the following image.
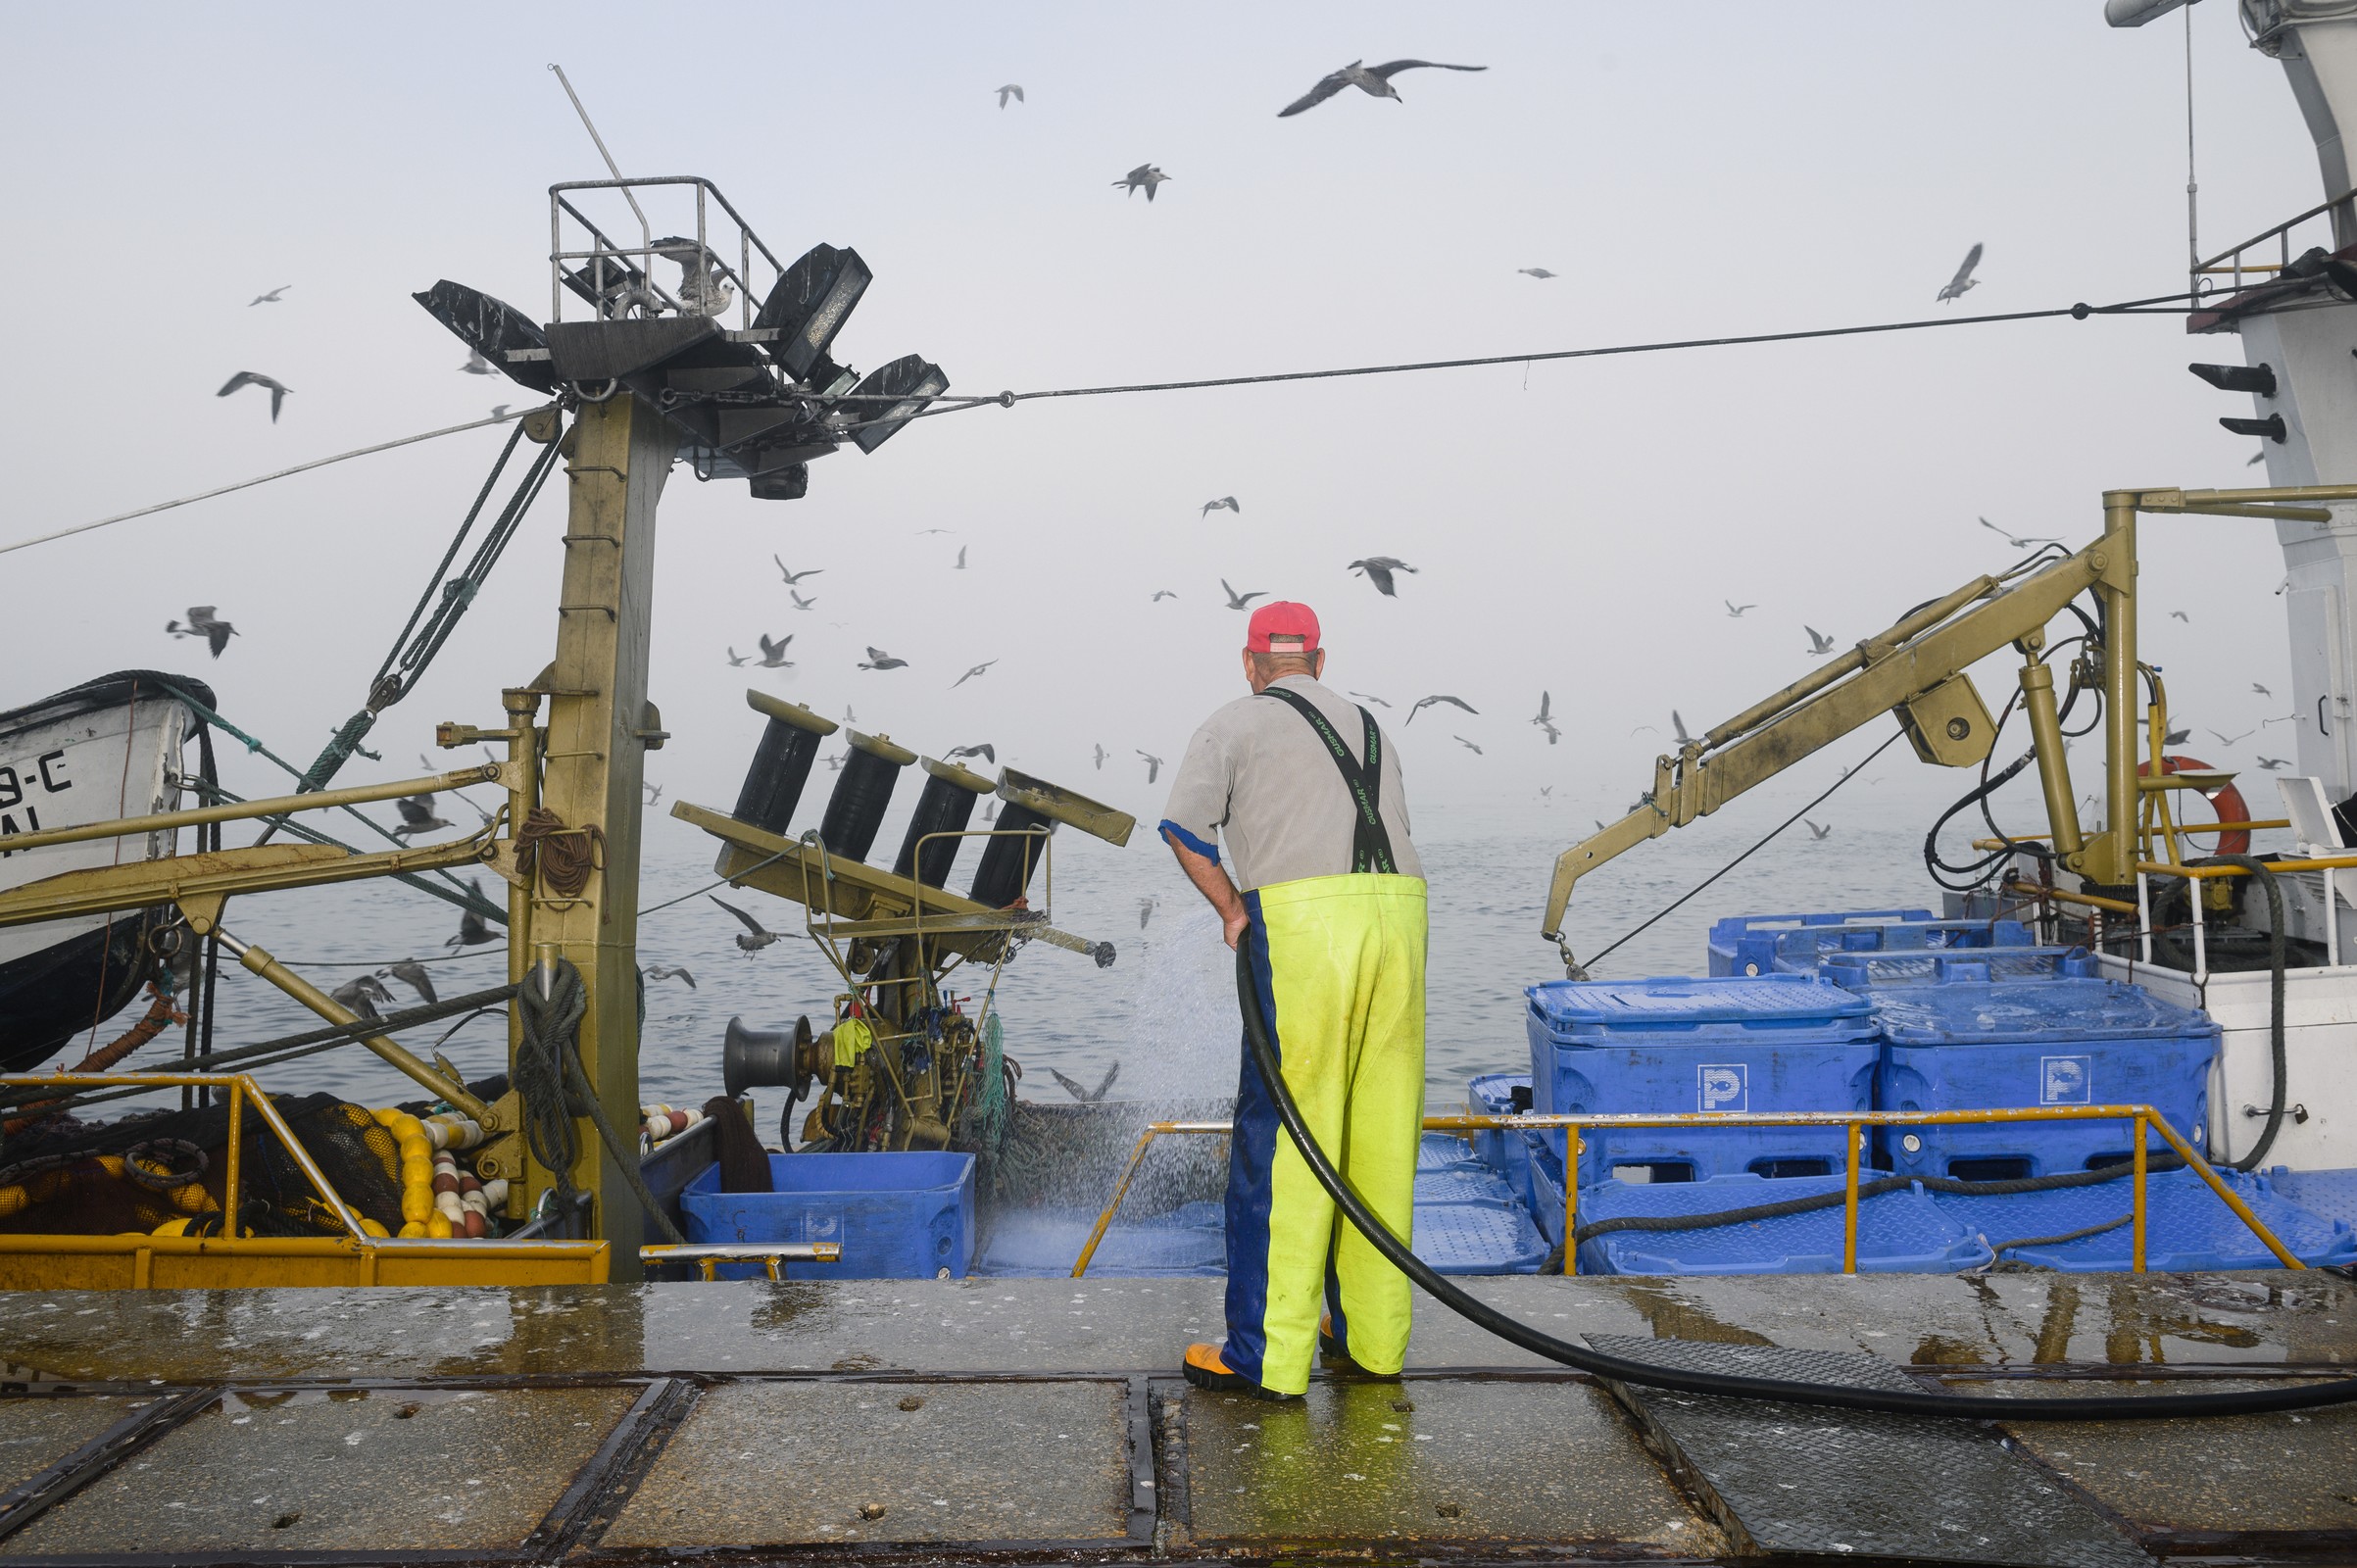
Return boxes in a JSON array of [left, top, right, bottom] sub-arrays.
[[2136, 754, 2252, 857]]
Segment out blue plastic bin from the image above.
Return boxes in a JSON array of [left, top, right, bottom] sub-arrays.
[[1870, 977, 2220, 1179], [1824, 946, 2099, 990], [977, 1201, 1223, 1277], [680, 1152, 975, 1279], [1933, 1168, 2356, 1271], [1465, 1073, 1536, 1209], [1567, 1173, 1992, 1276], [1526, 975, 1879, 1182], [1410, 1139, 1548, 1274], [2263, 1167, 2357, 1230], [1767, 918, 2035, 975], [1707, 908, 1937, 976]]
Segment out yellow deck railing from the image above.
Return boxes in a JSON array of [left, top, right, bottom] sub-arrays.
[[0, 1072, 608, 1290], [1069, 1104, 2298, 1279]]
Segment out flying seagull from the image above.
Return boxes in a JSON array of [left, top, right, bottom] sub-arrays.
[[1277, 58, 1489, 118], [642, 964, 698, 989], [1349, 557, 1419, 597], [166, 607, 238, 658], [1138, 750, 1163, 784], [1937, 242, 1984, 303], [1348, 690, 1392, 708], [460, 348, 497, 375], [2166, 726, 2190, 745], [773, 559, 822, 584], [710, 896, 779, 954], [1804, 626, 1836, 656], [914, 528, 955, 536], [725, 647, 749, 666], [2253, 682, 2273, 697], [1151, 589, 1179, 602], [1531, 692, 1560, 745], [1049, 1064, 1121, 1102], [997, 83, 1024, 108], [248, 284, 291, 306], [859, 647, 909, 670], [217, 371, 291, 422], [952, 660, 998, 688], [2249, 449, 2269, 466], [378, 960, 437, 1006], [331, 975, 394, 1020], [1407, 694, 1477, 724], [1138, 897, 1157, 930], [2170, 611, 2190, 622], [644, 781, 663, 808], [1517, 268, 1556, 279], [2257, 756, 2290, 770], [1672, 710, 1694, 746], [790, 590, 817, 612], [391, 794, 454, 841], [1978, 516, 2060, 549], [954, 545, 968, 569], [756, 632, 794, 668], [1804, 819, 1833, 841], [1113, 164, 1171, 201], [490, 404, 511, 418], [1221, 579, 1267, 611], [1201, 496, 1241, 517], [2210, 728, 2254, 747], [1092, 743, 1107, 770], [1454, 735, 1484, 755], [1725, 600, 1755, 617], [946, 743, 997, 763], [445, 882, 499, 949]]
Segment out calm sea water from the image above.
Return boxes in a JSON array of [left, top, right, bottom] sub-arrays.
[[54, 771, 2079, 1140]]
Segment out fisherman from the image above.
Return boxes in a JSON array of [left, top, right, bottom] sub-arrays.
[[1157, 601, 1427, 1400]]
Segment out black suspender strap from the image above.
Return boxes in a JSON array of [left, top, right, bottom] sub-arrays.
[[1256, 685, 1398, 874]]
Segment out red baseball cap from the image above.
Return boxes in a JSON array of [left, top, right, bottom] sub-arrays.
[[1246, 601, 1320, 654]]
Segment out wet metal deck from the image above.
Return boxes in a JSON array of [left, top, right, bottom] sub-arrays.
[[0, 1271, 2350, 1563]]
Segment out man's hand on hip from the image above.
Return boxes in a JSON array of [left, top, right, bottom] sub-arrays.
[[1164, 828, 1250, 950]]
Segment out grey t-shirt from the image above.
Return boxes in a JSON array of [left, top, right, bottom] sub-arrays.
[[1158, 674, 1422, 892]]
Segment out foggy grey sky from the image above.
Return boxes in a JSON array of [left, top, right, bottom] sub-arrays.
[[1, 2, 2318, 860]]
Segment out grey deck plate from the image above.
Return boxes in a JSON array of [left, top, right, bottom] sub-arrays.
[[599, 1380, 1130, 1547], [1972, 1379, 2357, 1537], [1589, 1335, 2150, 1568], [1183, 1378, 1724, 1551], [0, 1398, 134, 1501], [2, 1386, 634, 1556]]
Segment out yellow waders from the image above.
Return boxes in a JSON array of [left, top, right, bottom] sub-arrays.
[[1224, 872, 1428, 1396]]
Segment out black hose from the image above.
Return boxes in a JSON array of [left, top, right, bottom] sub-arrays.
[[2194, 855, 2289, 1171], [1234, 931, 2357, 1420]]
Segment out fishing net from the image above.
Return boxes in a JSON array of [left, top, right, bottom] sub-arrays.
[[0, 1092, 406, 1237]]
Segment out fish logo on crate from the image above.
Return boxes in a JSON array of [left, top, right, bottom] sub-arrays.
[[2039, 1054, 2092, 1106], [1697, 1063, 1748, 1113]]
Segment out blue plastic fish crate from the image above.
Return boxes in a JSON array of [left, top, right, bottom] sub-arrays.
[[1933, 1168, 2357, 1272], [1411, 1147, 1547, 1274], [681, 1152, 975, 1279], [1871, 977, 2220, 1179], [1526, 975, 1878, 1182], [1707, 907, 1938, 977], [1766, 918, 2036, 975], [1413, 1198, 1547, 1275], [1567, 1173, 1993, 1277], [1823, 947, 2099, 990], [2263, 1167, 2357, 1229], [1464, 1074, 1536, 1208], [977, 1201, 1224, 1277]]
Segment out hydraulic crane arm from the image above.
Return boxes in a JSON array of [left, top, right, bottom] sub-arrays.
[[1542, 523, 2131, 957]]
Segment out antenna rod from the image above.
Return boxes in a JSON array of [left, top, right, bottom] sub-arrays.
[[548, 62, 652, 256]]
